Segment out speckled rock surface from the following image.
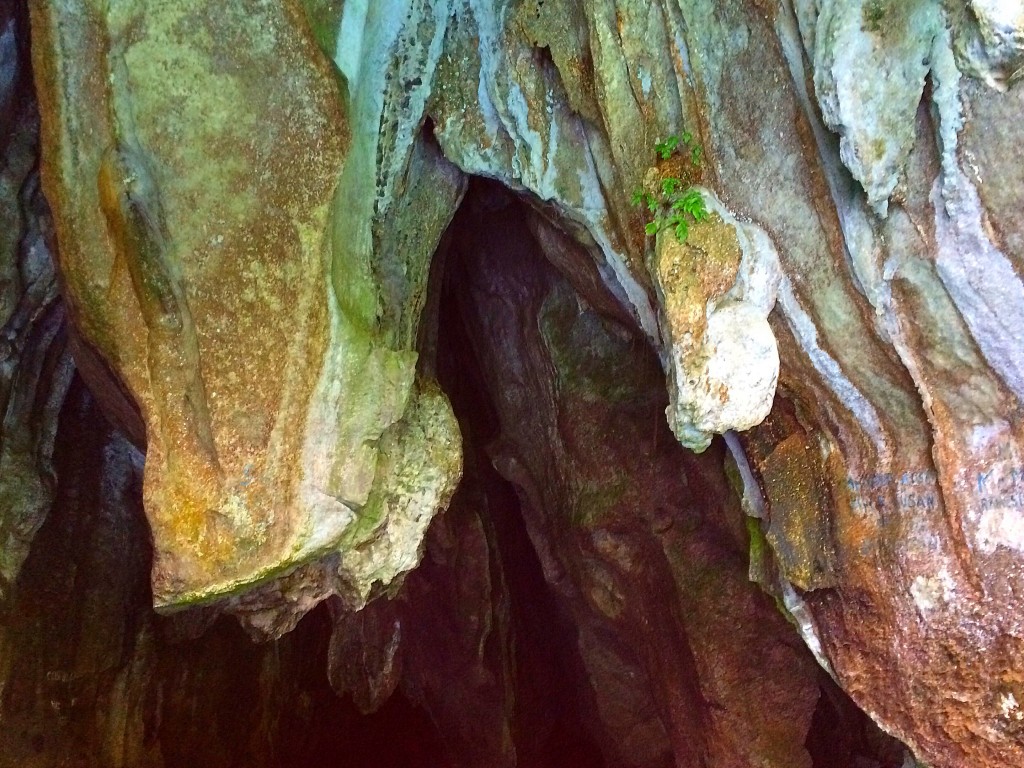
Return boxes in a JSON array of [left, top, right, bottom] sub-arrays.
[[29, 0, 462, 625]]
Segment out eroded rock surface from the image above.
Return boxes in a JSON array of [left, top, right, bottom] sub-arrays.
[[29, 0, 462, 624], [323, 184, 907, 768], [398, 4, 1024, 766], [10, 0, 1024, 766]]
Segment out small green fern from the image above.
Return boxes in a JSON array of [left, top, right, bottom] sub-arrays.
[[632, 133, 708, 244]]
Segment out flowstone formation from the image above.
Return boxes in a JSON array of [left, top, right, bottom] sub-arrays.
[[28, 0, 462, 630], [4, 0, 1024, 766], [649, 192, 782, 451]]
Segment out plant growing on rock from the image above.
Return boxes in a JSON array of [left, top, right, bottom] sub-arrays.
[[632, 132, 708, 244]]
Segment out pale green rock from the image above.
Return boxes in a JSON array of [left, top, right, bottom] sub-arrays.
[[30, 0, 465, 633], [811, 0, 943, 213]]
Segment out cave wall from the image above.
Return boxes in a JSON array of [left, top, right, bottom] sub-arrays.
[[1, 180, 907, 768], [0, 379, 456, 768], [0, 0, 73, 614], [4, 0, 1024, 766]]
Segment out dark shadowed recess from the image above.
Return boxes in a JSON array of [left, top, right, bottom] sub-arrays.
[[429, 192, 610, 768], [0, 378, 452, 768]]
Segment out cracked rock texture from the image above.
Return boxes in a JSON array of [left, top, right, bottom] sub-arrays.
[[4, 0, 1024, 766]]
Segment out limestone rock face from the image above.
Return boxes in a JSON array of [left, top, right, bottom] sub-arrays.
[[651, 191, 782, 451], [13, 0, 1024, 766], [29, 0, 462, 623], [394, 4, 1024, 766]]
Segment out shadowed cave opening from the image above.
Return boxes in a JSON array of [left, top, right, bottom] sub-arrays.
[[422, 178, 909, 768], [0, 134, 909, 766], [0, 377, 452, 768]]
